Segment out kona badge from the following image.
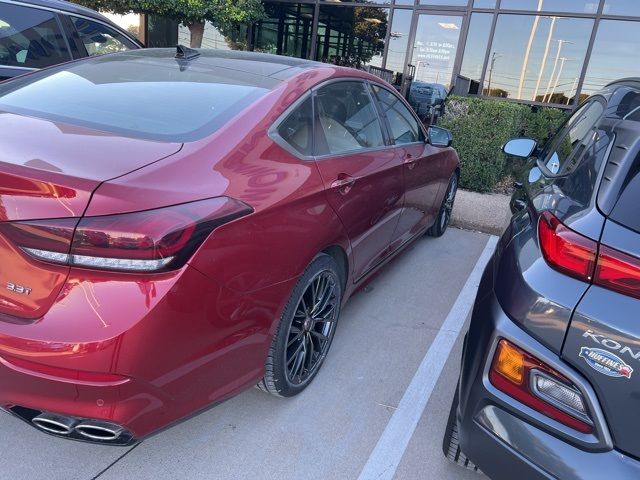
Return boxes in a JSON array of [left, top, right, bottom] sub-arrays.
[[580, 347, 633, 379]]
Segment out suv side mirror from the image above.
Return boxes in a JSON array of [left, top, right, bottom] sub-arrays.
[[503, 138, 537, 158], [428, 126, 452, 148]]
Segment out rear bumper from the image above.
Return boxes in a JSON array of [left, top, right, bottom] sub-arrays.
[[457, 285, 640, 480], [0, 264, 294, 441]]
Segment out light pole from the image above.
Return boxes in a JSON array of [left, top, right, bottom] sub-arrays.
[[547, 56, 569, 103], [532, 16, 564, 101], [567, 77, 578, 105], [487, 52, 502, 95], [542, 39, 573, 102], [517, 0, 545, 99]]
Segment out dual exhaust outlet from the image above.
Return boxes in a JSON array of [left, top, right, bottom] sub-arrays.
[[32, 412, 125, 442]]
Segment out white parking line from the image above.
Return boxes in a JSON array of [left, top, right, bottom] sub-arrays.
[[357, 235, 499, 480]]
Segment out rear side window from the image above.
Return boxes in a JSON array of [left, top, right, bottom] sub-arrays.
[[611, 155, 640, 233], [71, 17, 136, 56], [0, 3, 70, 69], [372, 85, 424, 145], [541, 100, 605, 175], [315, 81, 385, 156], [277, 97, 313, 156]]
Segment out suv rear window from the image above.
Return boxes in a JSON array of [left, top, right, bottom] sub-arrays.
[[610, 155, 640, 233], [0, 53, 277, 142]]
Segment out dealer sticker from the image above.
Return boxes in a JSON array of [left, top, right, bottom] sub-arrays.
[[580, 347, 633, 379]]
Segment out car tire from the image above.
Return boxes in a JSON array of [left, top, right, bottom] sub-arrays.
[[428, 172, 458, 237], [257, 253, 343, 397], [442, 388, 481, 473]]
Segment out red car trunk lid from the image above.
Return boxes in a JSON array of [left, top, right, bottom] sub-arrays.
[[0, 113, 181, 320]]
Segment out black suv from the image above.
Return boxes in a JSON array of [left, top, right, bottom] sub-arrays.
[[0, 0, 142, 80], [444, 79, 640, 479]]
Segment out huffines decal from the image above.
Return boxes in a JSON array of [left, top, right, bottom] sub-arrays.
[[579, 347, 633, 379]]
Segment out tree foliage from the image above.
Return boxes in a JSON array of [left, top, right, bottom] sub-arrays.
[[75, 0, 264, 26], [73, 0, 265, 46]]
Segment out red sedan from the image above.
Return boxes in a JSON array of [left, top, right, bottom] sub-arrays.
[[0, 47, 459, 444]]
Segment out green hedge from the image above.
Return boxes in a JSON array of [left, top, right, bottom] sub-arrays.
[[439, 96, 567, 193]]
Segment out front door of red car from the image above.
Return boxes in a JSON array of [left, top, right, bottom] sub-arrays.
[[313, 80, 404, 281], [370, 84, 444, 248]]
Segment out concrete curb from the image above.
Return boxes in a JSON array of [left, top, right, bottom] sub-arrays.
[[451, 189, 511, 236]]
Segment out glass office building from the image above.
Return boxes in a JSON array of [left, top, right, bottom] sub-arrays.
[[142, 0, 640, 108]]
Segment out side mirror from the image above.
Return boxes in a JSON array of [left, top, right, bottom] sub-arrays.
[[503, 138, 537, 158], [428, 126, 452, 148]]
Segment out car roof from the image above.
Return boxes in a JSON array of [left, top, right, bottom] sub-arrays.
[[605, 78, 640, 89], [4, 0, 112, 20], [98, 48, 333, 81]]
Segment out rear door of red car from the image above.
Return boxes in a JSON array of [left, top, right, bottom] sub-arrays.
[[370, 83, 445, 248], [313, 80, 404, 281]]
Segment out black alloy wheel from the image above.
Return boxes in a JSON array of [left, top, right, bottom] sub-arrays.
[[258, 253, 342, 397], [428, 173, 458, 237]]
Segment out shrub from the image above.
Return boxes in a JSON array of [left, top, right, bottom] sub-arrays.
[[439, 96, 567, 193]]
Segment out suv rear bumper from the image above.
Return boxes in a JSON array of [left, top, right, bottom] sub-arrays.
[[457, 287, 640, 480]]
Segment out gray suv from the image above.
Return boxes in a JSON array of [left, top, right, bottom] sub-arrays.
[[0, 0, 141, 81], [444, 79, 640, 479]]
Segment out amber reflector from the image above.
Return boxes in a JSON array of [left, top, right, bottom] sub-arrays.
[[493, 340, 525, 385]]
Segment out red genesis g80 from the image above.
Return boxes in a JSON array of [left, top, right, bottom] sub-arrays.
[[0, 47, 459, 444]]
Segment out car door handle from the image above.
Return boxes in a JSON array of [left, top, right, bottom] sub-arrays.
[[331, 175, 356, 195], [404, 154, 419, 170]]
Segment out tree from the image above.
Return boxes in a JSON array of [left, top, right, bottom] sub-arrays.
[[73, 0, 265, 48]]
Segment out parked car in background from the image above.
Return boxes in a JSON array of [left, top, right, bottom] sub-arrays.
[[408, 81, 447, 121], [0, 47, 459, 444], [0, 0, 141, 80], [444, 79, 640, 479]]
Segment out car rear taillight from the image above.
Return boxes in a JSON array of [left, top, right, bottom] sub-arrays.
[[489, 339, 593, 434], [538, 211, 640, 299], [0, 219, 78, 264], [538, 211, 598, 282], [595, 245, 640, 300], [0, 197, 252, 273]]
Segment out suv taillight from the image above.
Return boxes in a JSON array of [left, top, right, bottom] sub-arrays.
[[538, 211, 597, 282], [0, 197, 252, 273], [595, 245, 640, 299], [539, 212, 640, 299], [490, 339, 593, 433]]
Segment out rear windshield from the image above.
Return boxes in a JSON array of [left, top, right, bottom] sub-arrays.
[[611, 154, 640, 233], [0, 54, 276, 142]]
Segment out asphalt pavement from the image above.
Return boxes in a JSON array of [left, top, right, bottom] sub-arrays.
[[0, 227, 495, 480]]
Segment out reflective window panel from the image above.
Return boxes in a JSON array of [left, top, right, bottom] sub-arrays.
[[500, 0, 600, 14], [602, 0, 640, 16], [385, 9, 412, 75], [316, 5, 389, 69], [459, 13, 493, 83], [419, 0, 468, 6], [473, 0, 497, 8], [410, 14, 463, 89], [486, 14, 593, 103], [147, 15, 179, 48], [583, 20, 640, 95], [334, 0, 392, 5], [254, 3, 315, 59]]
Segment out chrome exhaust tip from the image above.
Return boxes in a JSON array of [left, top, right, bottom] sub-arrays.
[[32, 413, 78, 435], [75, 421, 124, 442]]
